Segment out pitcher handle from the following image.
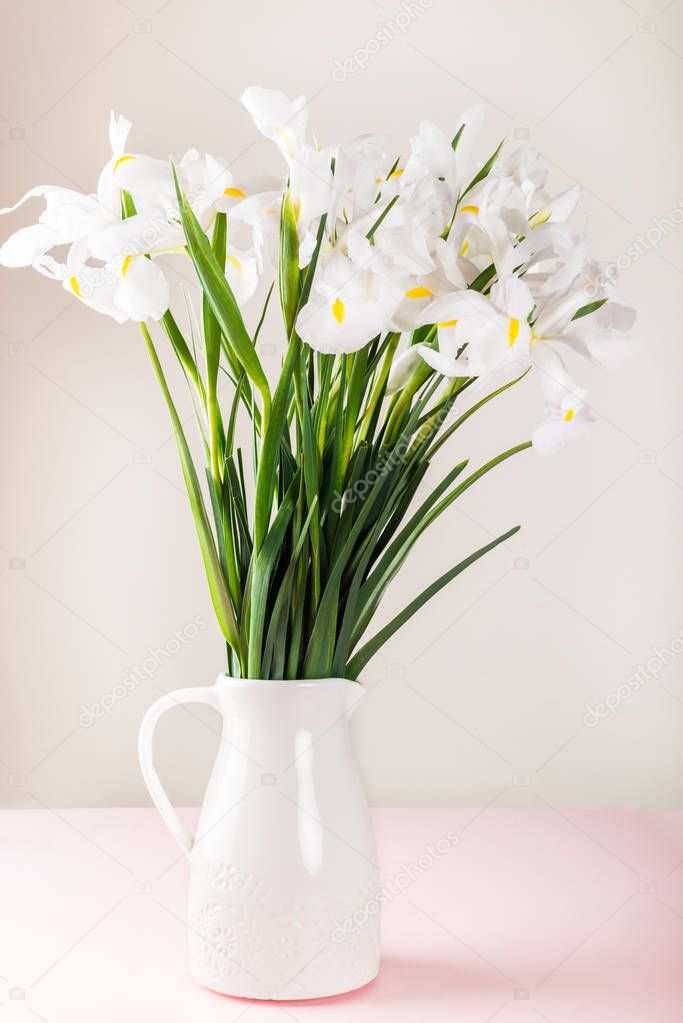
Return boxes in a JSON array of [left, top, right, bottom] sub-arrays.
[[138, 685, 221, 857]]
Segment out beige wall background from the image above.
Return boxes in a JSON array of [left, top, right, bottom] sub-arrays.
[[1, 0, 682, 811]]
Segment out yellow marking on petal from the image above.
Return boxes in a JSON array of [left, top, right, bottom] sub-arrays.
[[508, 317, 520, 347], [405, 286, 433, 299], [388, 168, 404, 179], [530, 209, 551, 227], [332, 297, 345, 324], [69, 276, 82, 297], [114, 155, 136, 172], [226, 254, 243, 274], [459, 204, 479, 215], [121, 255, 133, 277], [438, 319, 457, 328], [459, 239, 469, 257], [224, 187, 247, 199], [564, 407, 575, 422]]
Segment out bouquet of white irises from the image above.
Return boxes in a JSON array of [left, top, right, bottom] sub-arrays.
[[0, 87, 636, 680]]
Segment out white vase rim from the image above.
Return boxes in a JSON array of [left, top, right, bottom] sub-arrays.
[[214, 674, 363, 690]]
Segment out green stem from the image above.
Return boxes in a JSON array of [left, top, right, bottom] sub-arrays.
[[140, 322, 240, 654]]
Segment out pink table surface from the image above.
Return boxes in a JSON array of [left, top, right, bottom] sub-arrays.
[[1, 807, 682, 1021]]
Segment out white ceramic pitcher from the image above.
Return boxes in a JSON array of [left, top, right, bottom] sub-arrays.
[[139, 676, 380, 1000]]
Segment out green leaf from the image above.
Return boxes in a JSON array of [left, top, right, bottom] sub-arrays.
[[451, 123, 465, 151], [254, 282, 274, 344], [382, 359, 433, 446], [571, 297, 608, 321], [261, 496, 318, 678], [460, 138, 505, 201], [427, 367, 530, 461], [386, 156, 401, 178], [330, 355, 348, 501], [352, 457, 469, 644], [160, 310, 206, 404], [469, 262, 497, 293], [225, 373, 244, 457], [204, 211, 226, 485], [279, 192, 300, 337], [301, 371, 322, 609], [366, 194, 399, 244], [341, 346, 369, 478], [171, 164, 272, 427], [224, 456, 252, 581], [358, 333, 400, 445], [247, 471, 300, 678], [304, 388, 438, 678], [140, 324, 239, 653], [253, 214, 327, 553], [331, 466, 425, 676], [120, 188, 137, 219], [304, 446, 399, 678], [353, 441, 531, 648], [348, 526, 521, 678]]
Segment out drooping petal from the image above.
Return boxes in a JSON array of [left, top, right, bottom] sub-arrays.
[[518, 221, 588, 299], [562, 299, 637, 366], [532, 341, 575, 405], [532, 399, 598, 454], [0, 223, 61, 267], [531, 185, 581, 225], [41, 190, 112, 239], [0, 184, 66, 216], [415, 341, 464, 378], [0, 188, 111, 268], [531, 344, 598, 453], [86, 209, 181, 262], [114, 254, 169, 321], [533, 278, 587, 338], [64, 267, 129, 323]]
